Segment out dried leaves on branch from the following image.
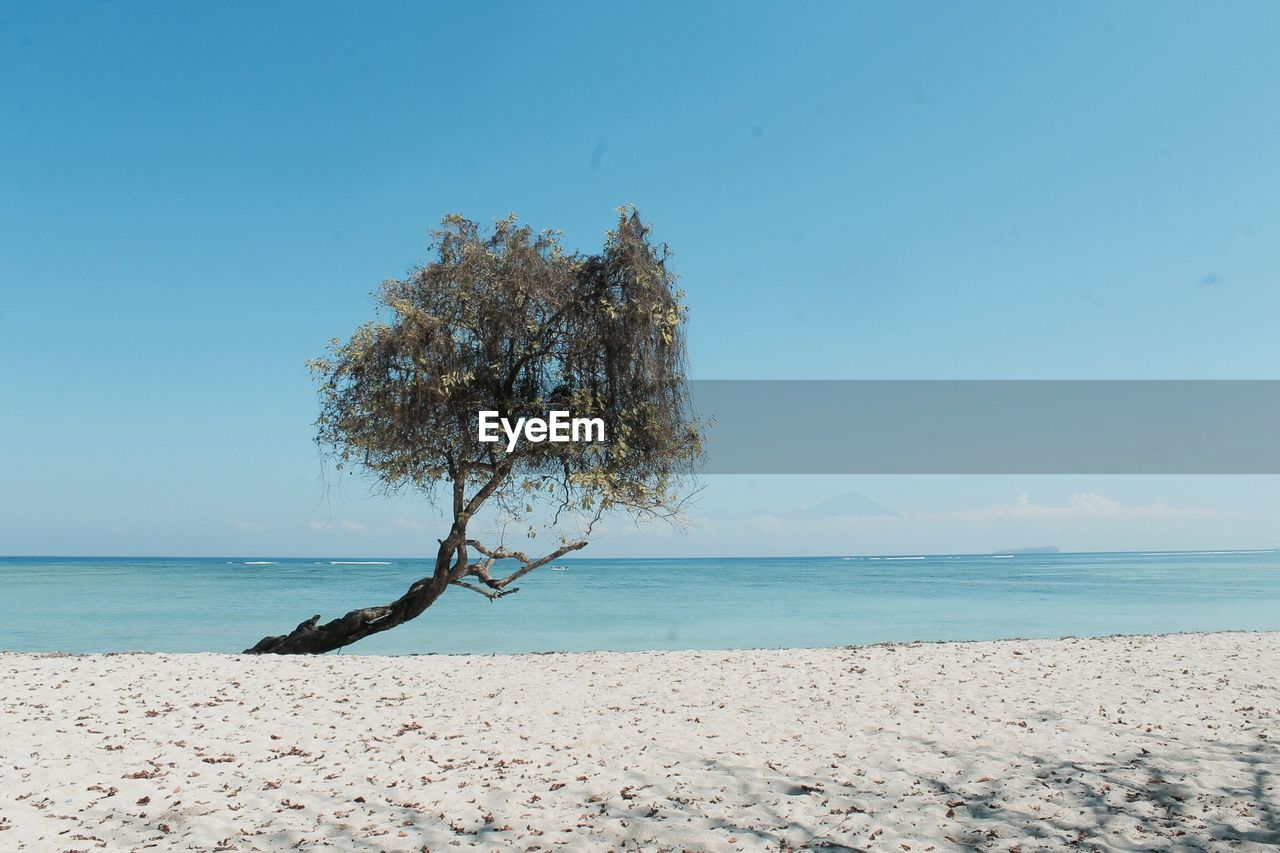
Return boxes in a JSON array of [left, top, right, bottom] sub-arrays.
[[246, 208, 701, 654]]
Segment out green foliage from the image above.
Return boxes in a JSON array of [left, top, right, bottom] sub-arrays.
[[312, 207, 701, 525]]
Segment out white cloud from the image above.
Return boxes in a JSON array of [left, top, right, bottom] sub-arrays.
[[580, 491, 1260, 556], [713, 493, 1240, 530], [927, 492, 1240, 523]]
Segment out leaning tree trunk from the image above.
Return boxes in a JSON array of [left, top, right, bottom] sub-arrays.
[[244, 533, 461, 654], [244, 526, 588, 654]]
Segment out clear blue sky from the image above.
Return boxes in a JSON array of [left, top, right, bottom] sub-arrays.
[[3, 2, 1279, 556]]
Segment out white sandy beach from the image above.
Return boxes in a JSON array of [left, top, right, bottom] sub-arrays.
[[1, 632, 1277, 851]]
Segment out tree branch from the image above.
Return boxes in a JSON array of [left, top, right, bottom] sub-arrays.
[[461, 457, 514, 520], [449, 580, 518, 600], [465, 538, 588, 589]]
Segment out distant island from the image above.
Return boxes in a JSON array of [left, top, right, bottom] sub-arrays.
[[994, 546, 1061, 555]]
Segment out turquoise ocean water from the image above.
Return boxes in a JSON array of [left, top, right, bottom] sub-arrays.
[[1, 550, 1278, 655]]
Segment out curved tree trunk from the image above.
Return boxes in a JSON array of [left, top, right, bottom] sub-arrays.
[[244, 533, 462, 655], [243, 461, 587, 654]]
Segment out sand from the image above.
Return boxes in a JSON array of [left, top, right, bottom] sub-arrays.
[[1, 632, 1277, 851]]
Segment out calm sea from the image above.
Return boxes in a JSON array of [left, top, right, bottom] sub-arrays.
[[1, 551, 1278, 655]]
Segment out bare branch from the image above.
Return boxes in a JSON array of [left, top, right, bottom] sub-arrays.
[[465, 538, 588, 589], [450, 580, 517, 600], [461, 458, 515, 520]]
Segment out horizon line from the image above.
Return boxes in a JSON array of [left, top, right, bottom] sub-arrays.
[[2, 547, 1277, 562]]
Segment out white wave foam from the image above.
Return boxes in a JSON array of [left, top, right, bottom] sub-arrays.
[[1153, 550, 1271, 557]]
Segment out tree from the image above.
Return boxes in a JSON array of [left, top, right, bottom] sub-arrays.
[[245, 208, 701, 654]]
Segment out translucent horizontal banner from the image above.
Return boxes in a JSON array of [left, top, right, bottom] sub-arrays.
[[690, 380, 1280, 474]]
